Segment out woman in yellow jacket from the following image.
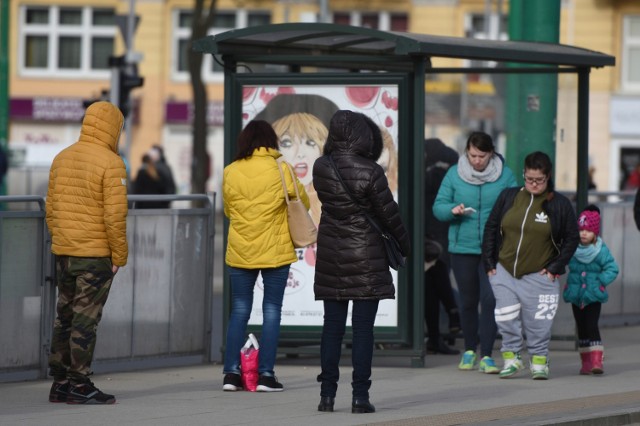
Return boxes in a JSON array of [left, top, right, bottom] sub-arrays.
[[222, 120, 310, 392]]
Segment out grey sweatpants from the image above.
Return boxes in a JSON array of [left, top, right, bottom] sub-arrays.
[[489, 263, 559, 357]]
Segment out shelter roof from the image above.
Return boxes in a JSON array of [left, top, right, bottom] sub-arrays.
[[193, 23, 615, 70]]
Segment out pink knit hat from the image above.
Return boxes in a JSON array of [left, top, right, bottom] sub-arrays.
[[578, 210, 600, 236]]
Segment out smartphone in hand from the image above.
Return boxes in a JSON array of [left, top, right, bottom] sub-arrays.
[[463, 207, 476, 214]]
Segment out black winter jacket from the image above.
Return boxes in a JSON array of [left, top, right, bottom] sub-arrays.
[[482, 186, 579, 276], [313, 110, 410, 301]]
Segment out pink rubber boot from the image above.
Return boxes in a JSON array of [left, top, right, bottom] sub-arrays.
[[579, 348, 592, 375], [590, 345, 604, 374]]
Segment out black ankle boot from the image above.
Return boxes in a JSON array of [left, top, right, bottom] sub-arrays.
[[352, 398, 375, 413], [426, 337, 460, 355], [318, 396, 334, 412]]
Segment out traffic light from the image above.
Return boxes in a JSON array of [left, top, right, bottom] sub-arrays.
[[118, 63, 144, 119], [108, 55, 144, 119]]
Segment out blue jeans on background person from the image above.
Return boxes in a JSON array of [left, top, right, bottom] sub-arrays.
[[450, 253, 497, 357], [223, 265, 290, 377], [317, 299, 380, 399]]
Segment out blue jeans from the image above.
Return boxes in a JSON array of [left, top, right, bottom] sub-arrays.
[[223, 265, 289, 377], [451, 253, 497, 357], [317, 300, 379, 399]]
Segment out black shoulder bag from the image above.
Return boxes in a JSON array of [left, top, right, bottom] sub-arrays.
[[327, 155, 406, 270]]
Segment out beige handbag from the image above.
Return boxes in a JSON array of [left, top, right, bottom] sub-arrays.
[[276, 158, 318, 248]]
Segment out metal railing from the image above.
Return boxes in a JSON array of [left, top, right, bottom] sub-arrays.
[[0, 194, 218, 383]]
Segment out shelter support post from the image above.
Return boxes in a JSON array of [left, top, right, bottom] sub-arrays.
[[576, 68, 591, 213], [410, 58, 427, 367], [221, 55, 239, 360]]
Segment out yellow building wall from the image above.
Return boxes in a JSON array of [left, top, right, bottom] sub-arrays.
[[556, 0, 618, 190], [8, 0, 624, 189]]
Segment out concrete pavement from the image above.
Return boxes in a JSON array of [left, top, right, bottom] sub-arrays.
[[1, 325, 640, 426]]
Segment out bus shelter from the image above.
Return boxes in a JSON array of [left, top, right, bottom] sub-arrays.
[[194, 23, 615, 366]]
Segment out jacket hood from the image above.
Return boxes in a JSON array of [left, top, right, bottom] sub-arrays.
[[324, 110, 383, 161], [78, 101, 124, 153]]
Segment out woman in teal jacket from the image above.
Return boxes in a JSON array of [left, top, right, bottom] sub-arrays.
[[433, 132, 517, 373]]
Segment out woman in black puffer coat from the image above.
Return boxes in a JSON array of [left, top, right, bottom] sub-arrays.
[[313, 110, 410, 414]]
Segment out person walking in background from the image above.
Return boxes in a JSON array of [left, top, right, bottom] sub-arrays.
[[313, 110, 410, 414], [132, 152, 169, 209], [564, 205, 619, 375], [634, 187, 640, 231], [45, 101, 128, 404], [483, 151, 579, 380], [424, 137, 460, 355], [150, 144, 176, 195], [624, 163, 640, 191], [433, 131, 517, 373], [222, 120, 309, 393], [0, 145, 8, 188]]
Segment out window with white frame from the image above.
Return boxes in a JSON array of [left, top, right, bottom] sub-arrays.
[[622, 16, 640, 92], [172, 9, 271, 82], [332, 11, 408, 32], [465, 13, 508, 41], [19, 5, 116, 78], [465, 13, 508, 68]]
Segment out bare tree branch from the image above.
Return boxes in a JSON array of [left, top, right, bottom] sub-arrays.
[[188, 0, 218, 199]]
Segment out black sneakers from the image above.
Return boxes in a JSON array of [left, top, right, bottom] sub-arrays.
[[49, 381, 70, 403], [222, 373, 243, 392], [256, 375, 284, 392], [66, 381, 116, 404]]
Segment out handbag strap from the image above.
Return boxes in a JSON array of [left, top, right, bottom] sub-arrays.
[[327, 155, 385, 235], [276, 157, 301, 205]]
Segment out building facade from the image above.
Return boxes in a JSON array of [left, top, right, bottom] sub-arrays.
[[5, 0, 637, 197]]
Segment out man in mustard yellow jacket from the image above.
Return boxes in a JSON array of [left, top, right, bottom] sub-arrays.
[[45, 101, 128, 405]]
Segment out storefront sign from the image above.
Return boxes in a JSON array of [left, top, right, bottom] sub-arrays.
[[10, 98, 85, 122], [611, 96, 640, 136], [165, 101, 224, 126]]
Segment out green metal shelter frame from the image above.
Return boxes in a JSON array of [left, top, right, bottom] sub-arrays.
[[194, 23, 615, 367]]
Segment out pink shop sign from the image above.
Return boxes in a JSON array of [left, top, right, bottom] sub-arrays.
[[165, 101, 224, 126], [10, 98, 85, 122]]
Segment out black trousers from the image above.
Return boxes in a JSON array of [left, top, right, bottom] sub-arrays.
[[318, 300, 379, 399], [424, 259, 458, 342], [572, 302, 602, 343]]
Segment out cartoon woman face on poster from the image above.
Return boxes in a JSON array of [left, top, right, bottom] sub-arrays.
[[254, 94, 339, 226], [272, 113, 326, 187]]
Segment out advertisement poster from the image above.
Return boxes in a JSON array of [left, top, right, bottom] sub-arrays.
[[243, 84, 400, 327]]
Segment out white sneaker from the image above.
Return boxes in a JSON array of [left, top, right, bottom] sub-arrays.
[[499, 351, 524, 378], [530, 355, 549, 380]]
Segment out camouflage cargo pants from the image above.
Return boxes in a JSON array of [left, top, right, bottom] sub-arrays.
[[48, 256, 113, 384]]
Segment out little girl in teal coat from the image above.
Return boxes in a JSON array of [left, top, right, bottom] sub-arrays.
[[564, 205, 619, 375]]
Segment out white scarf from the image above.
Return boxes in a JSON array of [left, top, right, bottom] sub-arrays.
[[457, 154, 503, 185]]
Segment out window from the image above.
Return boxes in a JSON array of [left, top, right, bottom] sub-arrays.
[[465, 13, 508, 68], [622, 16, 640, 92], [172, 10, 271, 82], [466, 13, 508, 41], [332, 11, 408, 32], [20, 6, 116, 78]]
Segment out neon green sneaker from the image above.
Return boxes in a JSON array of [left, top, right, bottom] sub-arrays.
[[499, 351, 524, 378], [530, 355, 549, 380], [458, 350, 477, 370], [478, 356, 500, 374]]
